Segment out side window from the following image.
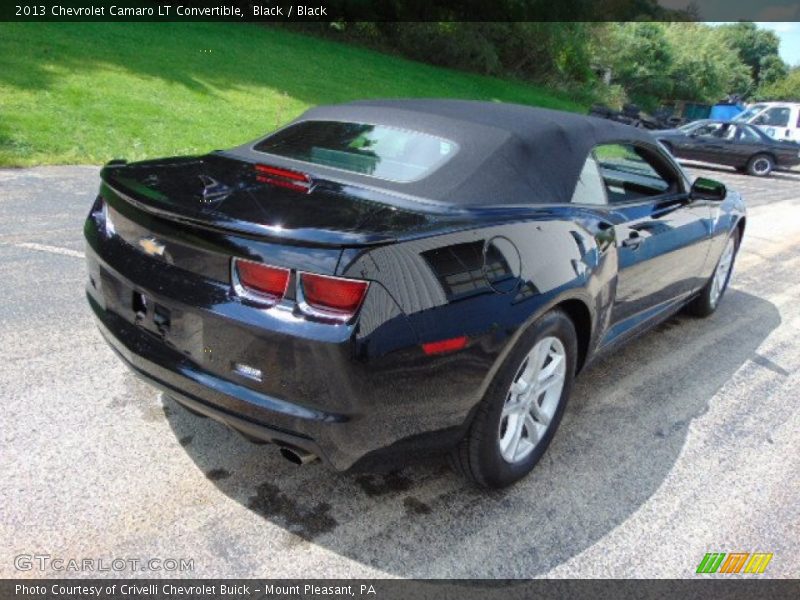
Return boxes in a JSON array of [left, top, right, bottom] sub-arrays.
[[737, 125, 761, 142], [761, 107, 790, 127], [721, 124, 737, 140], [570, 154, 606, 205], [594, 144, 674, 204], [693, 122, 725, 137]]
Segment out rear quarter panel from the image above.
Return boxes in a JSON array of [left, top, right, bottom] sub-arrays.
[[339, 210, 618, 404]]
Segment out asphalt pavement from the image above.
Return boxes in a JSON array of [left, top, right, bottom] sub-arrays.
[[1, 162, 798, 578]]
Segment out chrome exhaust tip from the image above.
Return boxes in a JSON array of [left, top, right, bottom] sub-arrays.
[[279, 446, 318, 466]]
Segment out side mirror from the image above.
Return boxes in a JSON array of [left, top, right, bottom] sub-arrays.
[[691, 177, 726, 201]]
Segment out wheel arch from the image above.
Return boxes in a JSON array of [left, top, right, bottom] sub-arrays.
[[476, 291, 595, 404], [735, 216, 746, 242], [749, 151, 777, 165], [556, 298, 592, 374]]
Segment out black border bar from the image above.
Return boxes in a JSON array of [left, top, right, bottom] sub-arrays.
[[3, 579, 800, 600], [3, 0, 800, 22]]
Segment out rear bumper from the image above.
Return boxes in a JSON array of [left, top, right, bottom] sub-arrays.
[[84, 215, 488, 471], [89, 293, 328, 461]]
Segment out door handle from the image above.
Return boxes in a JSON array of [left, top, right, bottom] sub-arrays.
[[621, 231, 642, 249]]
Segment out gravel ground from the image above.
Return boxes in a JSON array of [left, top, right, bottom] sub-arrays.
[[1, 162, 798, 579]]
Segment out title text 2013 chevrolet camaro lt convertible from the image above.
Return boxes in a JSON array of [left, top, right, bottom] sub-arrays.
[[85, 100, 745, 488]]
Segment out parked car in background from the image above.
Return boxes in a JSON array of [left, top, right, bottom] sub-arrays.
[[85, 100, 746, 488], [734, 102, 800, 143], [655, 119, 800, 176]]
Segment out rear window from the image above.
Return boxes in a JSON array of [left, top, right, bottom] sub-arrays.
[[253, 120, 457, 182]]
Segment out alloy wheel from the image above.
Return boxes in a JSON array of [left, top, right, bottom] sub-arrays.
[[710, 237, 735, 307], [498, 336, 566, 464]]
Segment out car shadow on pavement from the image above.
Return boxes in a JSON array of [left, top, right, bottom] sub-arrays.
[[163, 288, 780, 577]]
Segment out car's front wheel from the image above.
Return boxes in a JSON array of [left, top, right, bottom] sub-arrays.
[[685, 229, 740, 317], [450, 309, 577, 488]]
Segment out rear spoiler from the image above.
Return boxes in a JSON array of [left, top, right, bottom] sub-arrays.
[[99, 168, 397, 248]]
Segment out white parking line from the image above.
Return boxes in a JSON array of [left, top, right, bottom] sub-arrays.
[[15, 242, 85, 259]]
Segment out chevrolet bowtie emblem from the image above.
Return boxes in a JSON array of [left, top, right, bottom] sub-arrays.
[[138, 237, 166, 257]]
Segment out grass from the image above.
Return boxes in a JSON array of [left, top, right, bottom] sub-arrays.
[[0, 23, 587, 167]]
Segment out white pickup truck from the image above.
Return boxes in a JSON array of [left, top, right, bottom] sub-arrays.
[[735, 102, 800, 143]]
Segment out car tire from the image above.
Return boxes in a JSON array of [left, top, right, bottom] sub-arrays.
[[685, 229, 740, 318], [449, 309, 577, 488], [746, 154, 774, 177]]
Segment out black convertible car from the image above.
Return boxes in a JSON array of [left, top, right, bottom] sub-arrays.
[[655, 119, 800, 176], [85, 100, 745, 488]]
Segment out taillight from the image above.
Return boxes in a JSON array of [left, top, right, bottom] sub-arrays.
[[299, 273, 369, 321], [232, 258, 290, 305], [254, 164, 311, 193]]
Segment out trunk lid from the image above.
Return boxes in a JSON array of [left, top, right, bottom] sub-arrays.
[[100, 153, 445, 247]]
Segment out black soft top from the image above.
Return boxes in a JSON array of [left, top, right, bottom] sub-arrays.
[[228, 99, 658, 207]]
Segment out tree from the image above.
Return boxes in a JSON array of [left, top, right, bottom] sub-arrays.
[[664, 24, 751, 102], [759, 54, 789, 89], [756, 67, 800, 101], [322, 22, 598, 85], [717, 22, 785, 88], [594, 23, 751, 109], [593, 22, 674, 109]]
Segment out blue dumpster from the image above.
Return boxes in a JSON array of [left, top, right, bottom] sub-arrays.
[[710, 103, 744, 120]]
